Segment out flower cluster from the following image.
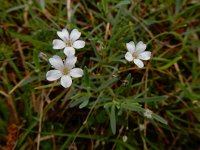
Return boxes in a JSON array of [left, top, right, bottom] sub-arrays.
[[46, 28, 151, 88], [46, 29, 84, 88]]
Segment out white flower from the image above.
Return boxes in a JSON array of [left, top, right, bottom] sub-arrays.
[[139, 124, 145, 131], [46, 55, 83, 88], [52, 28, 85, 57], [122, 135, 128, 142], [125, 41, 151, 68], [143, 109, 152, 119]]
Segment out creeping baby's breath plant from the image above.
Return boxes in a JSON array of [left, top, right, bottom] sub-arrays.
[[46, 27, 167, 136]]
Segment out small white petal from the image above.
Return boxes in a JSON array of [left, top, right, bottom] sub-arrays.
[[144, 109, 152, 119], [134, 59, 144, 68], [126, 41, 135, 53], [73, 40, 85, 49], [57, 29, 69, 41], [49, 55, 64, 70], [138, 51, 151, 60], [70, 68, 83, 78], [64, 47, 75, 56], [70, 29, 81, 42], [65, 56, 77, 69], [60, 75, 72, 88], [136, 41, 147, 53], [46, 70, 62, 81], [125, 52, 134, 62], [52, 39, 66, 49]]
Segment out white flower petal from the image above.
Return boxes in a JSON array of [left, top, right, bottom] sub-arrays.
[[70, 68, 83, 78], [136, 41, 147, 53], [65, 56, 77, 69], [52, 39, 66, 49], [57, 29, 69, 41], [64, 47, 75, 56], [138, 51, 151, 60], [73, 40, 85, 49], [126, 41, 135, 53], [46, 70, 62, 81], [125, 52, 134, 62], [134, 59, 144, 68], [49, 55, 64, 70], [70, 29, 81, 42], [60, 75, 72, 88]]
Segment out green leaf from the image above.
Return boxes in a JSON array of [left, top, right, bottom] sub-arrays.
[[121, 103, 144, 112], [38, 0, 46, 10], [70, 93, 90, 108], [79, 96, 90, 109], [104, 102, 113, 110], [32, 0, 45, 10], [20, 76, 39, 87], [115, 0, 131, 8], [83, 66, 90, 89], [33, 49, 40, 72], [70, 98, 85, 108], [175, 0, 182, 14], [97, 77, 118, 92], [6, 4, 26, 13], [152, 113, 168, 125], [160, 56, 182, 70], [110, 105, 116, 134], [9, 31, 51, 48], [125, 95, 169, 103], [16, 120, 38, 147], [35, 82, 60, 89]]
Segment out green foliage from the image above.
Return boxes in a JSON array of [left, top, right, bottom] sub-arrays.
[[0, 0, 200, 149]]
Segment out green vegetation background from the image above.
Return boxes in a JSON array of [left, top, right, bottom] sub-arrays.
[[0, 0, 200, 149]]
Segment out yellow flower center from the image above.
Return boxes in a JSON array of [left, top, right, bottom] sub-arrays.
[[65, 40, 72, 47], [62, 67, 69, 75], [132, 52, 139, 59]]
